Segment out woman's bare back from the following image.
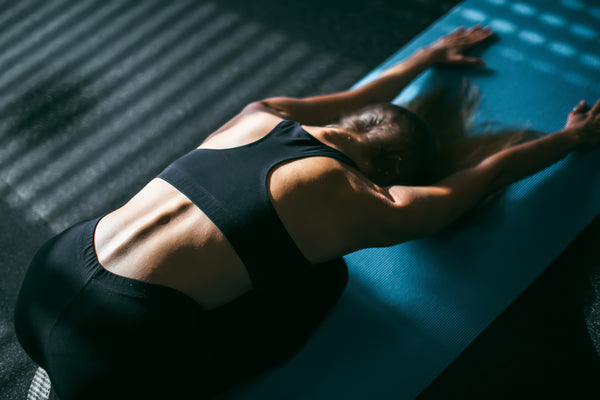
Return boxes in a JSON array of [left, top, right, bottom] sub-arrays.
[[93, 108, 370, 309]]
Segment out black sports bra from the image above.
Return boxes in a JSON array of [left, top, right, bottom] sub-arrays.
[[157, 120, 357, 289]]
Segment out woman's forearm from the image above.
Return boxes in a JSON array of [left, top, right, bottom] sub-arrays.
[[352, 49, 436, 104], [259, 27, 492, 125], [421, 129, 581, 231], [420, 101, 599, 233], [354, 25, 494, 105], [260, 49, 437, 125], [478, 128, 580, 195]]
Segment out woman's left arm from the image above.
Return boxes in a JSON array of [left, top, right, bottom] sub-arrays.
[[258, 26, 493, 125], [379, 99, 600, 241]]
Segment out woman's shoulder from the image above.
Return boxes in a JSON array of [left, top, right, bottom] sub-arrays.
[[199, 103, 286, 148]]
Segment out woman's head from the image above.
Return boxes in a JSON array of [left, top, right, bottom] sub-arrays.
[[338, 103, 439, 186]]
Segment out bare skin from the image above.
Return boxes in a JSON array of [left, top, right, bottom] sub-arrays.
[[94, 26, 600, 310], [94, 110, 380, 308]]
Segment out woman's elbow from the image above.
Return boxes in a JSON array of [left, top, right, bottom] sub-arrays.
[[254, 97, 295, 117]]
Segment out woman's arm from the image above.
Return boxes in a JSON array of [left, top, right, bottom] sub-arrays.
[[258, 26, 493, 126], [378, 99, 600, 241]]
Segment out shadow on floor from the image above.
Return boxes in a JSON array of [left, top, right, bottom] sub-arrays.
[[4, 74, 96, 145], [216, 0, 457, 68], [419, 216, 600, 399]]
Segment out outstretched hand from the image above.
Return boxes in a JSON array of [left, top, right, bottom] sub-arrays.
[[427, 25, 494, 66], [565, 99, 600, 148]]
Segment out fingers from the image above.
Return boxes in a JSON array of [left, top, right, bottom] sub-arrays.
[[590, 98, 600, 114], [455, 55, 486, 66], [571, 99, 600, 115], [467, 25, 488, 34], [449, 26, 467, 37], [467, 25, 494, 43], [433, 25, 494, 66], [450, 25, 489, 36], [448, 25, 493, 47], [571, 100, 587, 114]]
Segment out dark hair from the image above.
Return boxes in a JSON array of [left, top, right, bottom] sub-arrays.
[[338, 103, 439, 186], [406, 80, 538, 176], [405, 80, 539, 228]]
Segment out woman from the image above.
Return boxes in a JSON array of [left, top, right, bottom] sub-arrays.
[[14, 26, 600, 399]]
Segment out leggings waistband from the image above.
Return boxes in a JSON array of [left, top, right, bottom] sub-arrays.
[[78, 216, 201, 308]]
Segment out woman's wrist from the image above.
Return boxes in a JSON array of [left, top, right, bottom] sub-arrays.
[[413, 47, 438, 67], [556, 127, 584, 150], [379, 48, 436, 80]]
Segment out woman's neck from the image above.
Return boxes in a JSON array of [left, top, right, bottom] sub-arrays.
[[302, 125, 371, 174]]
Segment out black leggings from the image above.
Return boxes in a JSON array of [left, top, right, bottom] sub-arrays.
[[14, 217, 348, 399]]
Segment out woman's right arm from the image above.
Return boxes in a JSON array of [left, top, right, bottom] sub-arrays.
[[375, 99, 600, 243], [255, 26, 493, 126]]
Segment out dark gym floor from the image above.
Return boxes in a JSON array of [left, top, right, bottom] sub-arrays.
[[1, 1, 598, 399]]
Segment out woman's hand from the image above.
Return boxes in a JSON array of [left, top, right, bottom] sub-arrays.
[[425, 25, 494, 66], [565, 99, 600, 148]]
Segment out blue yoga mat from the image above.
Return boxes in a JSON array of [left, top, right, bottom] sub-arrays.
[[234, 0, 600, 398]]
